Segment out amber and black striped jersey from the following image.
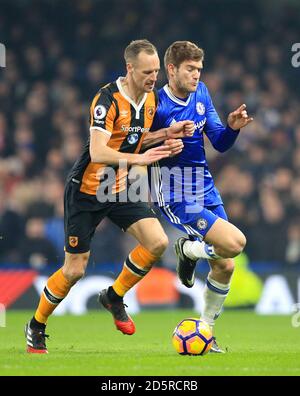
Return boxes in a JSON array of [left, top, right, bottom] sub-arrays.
[[67, 77, 159, 195]]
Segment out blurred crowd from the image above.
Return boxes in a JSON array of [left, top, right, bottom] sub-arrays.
[[0, 0, 299, 269]]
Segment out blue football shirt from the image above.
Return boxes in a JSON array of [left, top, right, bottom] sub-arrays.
[[150, 82, 239, 207]]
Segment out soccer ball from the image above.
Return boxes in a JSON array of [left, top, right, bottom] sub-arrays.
[[172, 318, 213, 356]]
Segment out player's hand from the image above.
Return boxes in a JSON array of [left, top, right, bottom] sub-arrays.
[[164, 139, 184, 157], [137, 145, 171, 165], [227, 104, 253, 130], [166, 120, 195, 139]]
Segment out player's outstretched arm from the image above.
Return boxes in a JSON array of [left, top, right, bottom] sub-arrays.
[[205, 101, 254, 153], [90, 129, 171, 166], [142, 120, 195, 150]]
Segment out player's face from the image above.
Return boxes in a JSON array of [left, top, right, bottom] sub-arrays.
[[129, 52, 160, 93], [173, 60, 203, 93]]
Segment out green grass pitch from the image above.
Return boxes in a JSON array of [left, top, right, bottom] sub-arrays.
[[1, 310, 300, 376]]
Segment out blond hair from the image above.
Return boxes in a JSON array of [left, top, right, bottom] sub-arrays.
[[124, 39, 157, 63]]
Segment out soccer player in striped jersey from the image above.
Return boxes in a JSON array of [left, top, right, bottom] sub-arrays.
[[144, 41, 253, 352], [24, 40, 194, 353]]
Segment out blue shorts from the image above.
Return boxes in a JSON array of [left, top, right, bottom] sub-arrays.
[[157, 202, 228, 242]]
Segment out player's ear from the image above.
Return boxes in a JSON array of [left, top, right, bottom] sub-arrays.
[[167, 63, 176, 77], [126, 62, 134, 74]]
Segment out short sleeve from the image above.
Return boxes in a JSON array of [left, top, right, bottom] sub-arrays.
[[89, 91, 116, 136]]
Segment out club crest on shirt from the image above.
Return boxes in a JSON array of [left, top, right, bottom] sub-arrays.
[[94, 105, 107, 120], [146, 106, 155, 119], [196, 102, 205, 115], [69, 236, 79, 248], [197, 218, 208, 230]]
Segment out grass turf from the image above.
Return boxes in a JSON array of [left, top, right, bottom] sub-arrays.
[[0, 309, 300, 376]]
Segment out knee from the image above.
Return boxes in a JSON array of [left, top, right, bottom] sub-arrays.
[[63, 252, 89, 284], [148, 233, 169, 257], [213, 259, 235, 280], [224, 232, 246, 258], [221, 260, 235, 277]]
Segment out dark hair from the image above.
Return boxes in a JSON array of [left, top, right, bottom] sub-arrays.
[[164, 41, 204, 74], [124, 39, 157, 63]]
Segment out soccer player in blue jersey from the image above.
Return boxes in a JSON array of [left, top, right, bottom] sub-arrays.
[[143, 41, 253, 352]]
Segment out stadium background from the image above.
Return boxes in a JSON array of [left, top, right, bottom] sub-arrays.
[[0, 0, 299, 316]]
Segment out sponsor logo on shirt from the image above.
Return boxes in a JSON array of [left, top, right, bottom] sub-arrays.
[[127, 133, 139, 145], [121, 125, 150, 133], [194, 118, 206, 131], [169, 117, 205, 132], [120, 110, 129, 117]]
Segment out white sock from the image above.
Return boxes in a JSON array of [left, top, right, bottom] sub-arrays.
[[201, 275, 230, 328], [183, 240, 222, 261]]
